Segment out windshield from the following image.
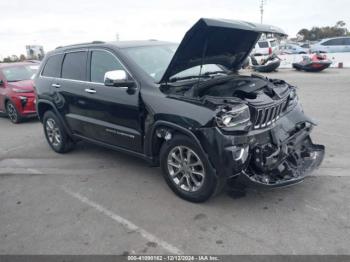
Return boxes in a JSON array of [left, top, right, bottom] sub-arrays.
[[2, 65, 39, 82], [123, 44, 223, 82]]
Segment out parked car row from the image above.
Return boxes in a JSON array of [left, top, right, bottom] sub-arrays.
[[252, 36, 350, 56], [310, 37, 350, 53]]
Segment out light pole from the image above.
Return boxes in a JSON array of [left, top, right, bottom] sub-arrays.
[[260, 0, 267, 24]]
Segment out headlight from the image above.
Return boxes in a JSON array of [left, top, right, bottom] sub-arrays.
[[216, 104, 250, 128], [12, 88, 32, 93], [288, 89, 299, 108]]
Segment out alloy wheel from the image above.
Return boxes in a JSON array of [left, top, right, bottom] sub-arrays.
[[167, 146, 205, 192], [45, 118, 62, 147], [7, 103, 18, 122]]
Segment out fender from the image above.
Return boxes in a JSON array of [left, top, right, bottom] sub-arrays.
[[36, 99, 73, 137], [145, 120, 218, 176], [145, 120, 203, 156]]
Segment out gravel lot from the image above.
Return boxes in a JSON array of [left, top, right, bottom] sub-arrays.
[[0, 69, 349, 255]]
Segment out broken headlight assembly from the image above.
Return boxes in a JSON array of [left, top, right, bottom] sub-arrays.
[[215, 104, 250, 128], [288, 88, 299, 109]]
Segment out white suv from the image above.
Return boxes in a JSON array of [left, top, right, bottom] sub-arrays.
[[252, 38, 278, 56]]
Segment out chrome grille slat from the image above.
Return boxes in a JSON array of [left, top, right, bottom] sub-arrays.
[[252, 98, 288, 130], [267, 107, 275, 125]]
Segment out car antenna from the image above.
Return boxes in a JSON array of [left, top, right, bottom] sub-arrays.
[[196, 37, 208, 88]]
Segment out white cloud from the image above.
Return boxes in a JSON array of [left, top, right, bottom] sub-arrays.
[[1, 0, 349, 57]]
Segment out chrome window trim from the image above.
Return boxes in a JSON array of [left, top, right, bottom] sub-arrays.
[[39, 48, 138, 88]]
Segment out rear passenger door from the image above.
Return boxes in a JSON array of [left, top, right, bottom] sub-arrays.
[[55, 50, 89, 135]]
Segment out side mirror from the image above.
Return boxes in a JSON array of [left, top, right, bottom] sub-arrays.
[[104, 70, 135, 88], [0, 80, 4, 87]]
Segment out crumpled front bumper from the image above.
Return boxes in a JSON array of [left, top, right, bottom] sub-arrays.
[[196, 104, 325, 187], [241, 139, 325, 188]]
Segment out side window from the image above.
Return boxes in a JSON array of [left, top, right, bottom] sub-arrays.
[[344, 38, 350, 45], [90, 50, 124, 83], [322, 39, 343, 46], [61, 51, 87, 81], [42, 54, 63, 78]]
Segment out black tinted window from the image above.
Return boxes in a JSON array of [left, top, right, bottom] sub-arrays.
[[323, 39, 344, 46], [62, 51, 87, 81], [42, 54, 63, 77], [90, 50, 124, 83]]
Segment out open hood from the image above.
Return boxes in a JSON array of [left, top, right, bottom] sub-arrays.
[[159, 18, 287, 83]]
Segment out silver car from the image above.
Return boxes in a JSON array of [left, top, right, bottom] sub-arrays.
[[311, 37, 350, 53], [279, 43, 309, 54]]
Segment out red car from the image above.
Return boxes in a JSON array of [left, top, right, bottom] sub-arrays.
[[0, 62, 39, 123]]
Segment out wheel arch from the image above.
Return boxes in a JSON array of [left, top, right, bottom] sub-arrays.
[[3, 96, 12, 111], [37, 99, 73, 137], [145, 121, 210, 167]]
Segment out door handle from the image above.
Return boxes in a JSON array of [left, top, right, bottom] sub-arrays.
[[84, 88, 96, 94], [52, 83, 61, 88]]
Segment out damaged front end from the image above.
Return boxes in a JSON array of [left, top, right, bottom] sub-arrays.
[[195, 90, 325, 187], [154, 17, 323, 187]]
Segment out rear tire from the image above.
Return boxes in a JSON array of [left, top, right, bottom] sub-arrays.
[[160, 134, 224, 202], [43, 111, 74, 153], [6, 101, 22, 124]]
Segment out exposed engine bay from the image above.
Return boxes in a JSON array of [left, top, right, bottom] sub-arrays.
[[165, 74, 292, 105]]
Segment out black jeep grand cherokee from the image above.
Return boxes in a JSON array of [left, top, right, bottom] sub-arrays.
[[35, 18, 325, 202]]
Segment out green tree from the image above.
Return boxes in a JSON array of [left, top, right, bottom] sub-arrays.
[[19, 54, 26, 61], [297, 21, 349, 41], [3, 57, 11, 63]]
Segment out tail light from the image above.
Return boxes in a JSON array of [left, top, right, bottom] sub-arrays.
[[269, 47, 272, 55]]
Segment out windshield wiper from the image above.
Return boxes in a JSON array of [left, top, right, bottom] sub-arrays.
[[169, 70, 227, 83], [202, 70, 227, 76]]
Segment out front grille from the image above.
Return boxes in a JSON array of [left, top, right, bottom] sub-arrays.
[[252, 99, 289, 129]]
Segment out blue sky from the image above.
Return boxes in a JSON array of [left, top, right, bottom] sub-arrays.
[[1, 0, 349, 57]]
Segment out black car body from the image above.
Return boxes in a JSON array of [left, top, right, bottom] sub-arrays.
[[34, 18, 325, 202]]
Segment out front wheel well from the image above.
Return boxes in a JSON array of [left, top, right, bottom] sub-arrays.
[[151, 127, 193, 162], [4, 97, 11, 109], [37, 102, 54, 122]]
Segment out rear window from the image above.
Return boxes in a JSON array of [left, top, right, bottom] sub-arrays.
[[42, 54, 63, 78], [258, 41, 269, 48], [62, 51, 87, 81]]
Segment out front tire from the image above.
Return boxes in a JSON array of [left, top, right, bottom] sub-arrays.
[[43, 111, 74, 153], [160, 135, 223, 202], [6, 101, 22, 124]]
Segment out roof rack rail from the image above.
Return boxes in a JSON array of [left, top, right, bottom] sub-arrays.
[[55, 41, 106, 49]]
